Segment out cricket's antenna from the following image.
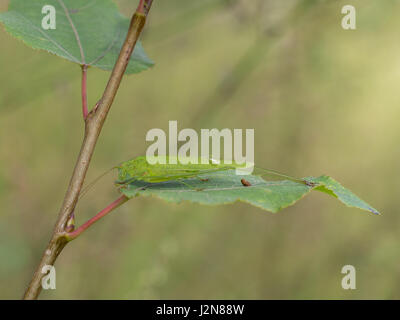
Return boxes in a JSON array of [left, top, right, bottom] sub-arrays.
[[79, 167, 116, 200], [256, 167, 307, 185]]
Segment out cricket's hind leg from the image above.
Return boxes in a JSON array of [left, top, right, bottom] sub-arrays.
[[178, 180, 204, 192]]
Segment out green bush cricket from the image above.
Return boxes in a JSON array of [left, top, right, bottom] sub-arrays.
[[79, 155, 314, 197], [114, 156, 313, 190]]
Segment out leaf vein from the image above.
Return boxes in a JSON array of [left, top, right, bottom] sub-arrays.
[[88, 27, 122, 66], [57, 0, 85, 64], [16, 12, 80, 63]]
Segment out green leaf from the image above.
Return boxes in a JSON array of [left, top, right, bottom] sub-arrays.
[[0, 0, 154, 74], [117, 170, 380, 215], [306, 175, 380, 215]]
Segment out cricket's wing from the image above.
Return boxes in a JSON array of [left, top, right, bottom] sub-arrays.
[[117, 167, 234, 184], [143, 167, 235, 183]]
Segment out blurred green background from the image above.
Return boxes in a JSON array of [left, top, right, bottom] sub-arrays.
[[0, 0, 398, 299]]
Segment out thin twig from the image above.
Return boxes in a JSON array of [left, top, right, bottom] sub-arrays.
[[139, 0, 154, 15], [81, 65, 88, 119], [65, 195, 129, 241], [23, 1, 154, 300]]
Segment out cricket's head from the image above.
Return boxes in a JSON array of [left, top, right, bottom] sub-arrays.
[[116, 156, 149, 184]]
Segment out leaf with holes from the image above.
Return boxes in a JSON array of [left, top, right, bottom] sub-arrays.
[[0, 0, 153, 74]]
